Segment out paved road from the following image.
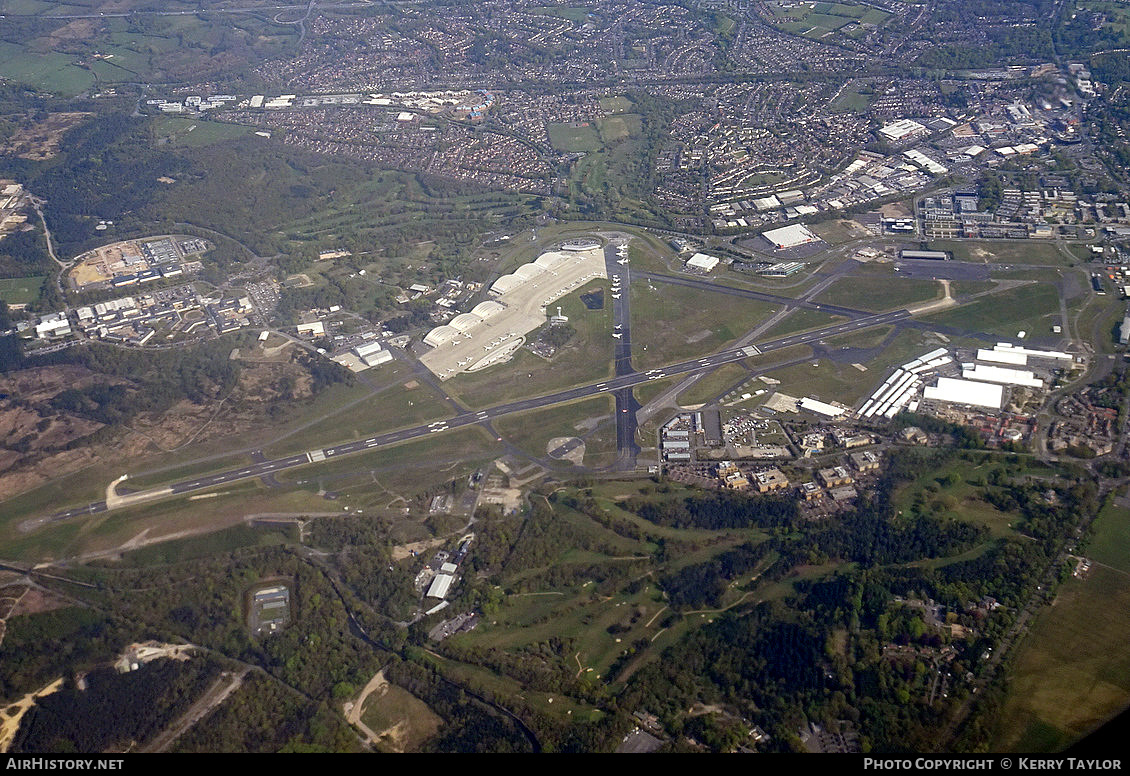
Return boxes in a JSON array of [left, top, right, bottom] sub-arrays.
[[45, 309, 910, 523]]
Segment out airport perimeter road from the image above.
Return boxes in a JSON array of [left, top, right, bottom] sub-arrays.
[[630, 270, 871, 319], [46, 309, 910, 521], [604, 242, 641, 469]]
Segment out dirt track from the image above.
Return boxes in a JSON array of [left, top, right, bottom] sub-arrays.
[[140, 669, 248, 753]]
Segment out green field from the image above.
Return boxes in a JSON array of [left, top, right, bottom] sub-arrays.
[[0, 42, 93, 96], [493, 395, 614, 463], [772, 0, 890, 37], [928, 240, 1074, 267], [763, 357, 877, 407], [124, 453, 257, 490], [891, 458, 1027, 541], [598, 96, 634, 114], [1087, 501, 1130, 574], [358, 677, 443, 752], [821, 324, 896, 351], [420, 649, 601, 723], [816, 270, 942, 312], [675, 363, 749, 406], [0, 275, 45, 305], [758, 308, 846, 338], [526, 5, 591, 23], [829, 84, 874, 113], [116, 522, 296, 566], [262, 377, 455, 459], [809, 219, 869, 245], [992, 500, 1130, 750], [630, 281, 779, 370], [456, 579, 667, 681], [0, 12, 299, 94], [548, 122, 602, 153], [3, 482, 330, 563], [923, 283, 1062, 338], [632, 374, 681, 408], [596, 114, 641, 144], [1075, 293, 1128, 355], [153, 117, 259, 147]]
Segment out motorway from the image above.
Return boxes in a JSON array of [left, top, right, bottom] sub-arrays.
[[44, 307, 911, 524]]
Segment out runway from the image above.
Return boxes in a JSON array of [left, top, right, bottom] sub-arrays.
[[45, 308, 910, 523]]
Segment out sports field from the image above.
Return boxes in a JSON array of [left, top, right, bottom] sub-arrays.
[[0, 276, 45, 305]]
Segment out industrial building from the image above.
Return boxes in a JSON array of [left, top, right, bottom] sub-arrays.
[[762, 223, 820, 250], [32, 312, 72, 339], [923, 377, 1004, 410], [353, 341, 393, 367], [686, 252, 720, 272], [818, 466, 854, 488], [961, 364, 1043, 389], [761, 261, 805, 277], [753, 468, 790, 493], [899, 250, 950, 261], [427, 573, 454, 599], [858, 348, 951, 419], [878, 119, 928, 143], [423, 300, 505, 347], [903, 149, 948, 176], [799, 397, 846, 418], [420, 244, 606, 379]]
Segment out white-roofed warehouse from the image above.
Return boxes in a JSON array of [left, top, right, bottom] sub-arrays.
[[923, 378, 1004, 410], [427, 574, 454, 599], [686, 253, 719, 272], [762, 223, 820, 249]]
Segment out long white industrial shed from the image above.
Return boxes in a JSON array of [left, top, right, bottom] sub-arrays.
[[799, 397, 845, 417], [977, 348, 1027, 366], [992, 343, 1073, 362], [923, 377, 1004, 410], [962, 364, 1043, 389]]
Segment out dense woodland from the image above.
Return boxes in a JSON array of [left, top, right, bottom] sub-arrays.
[[12, 658, 222, 753]]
